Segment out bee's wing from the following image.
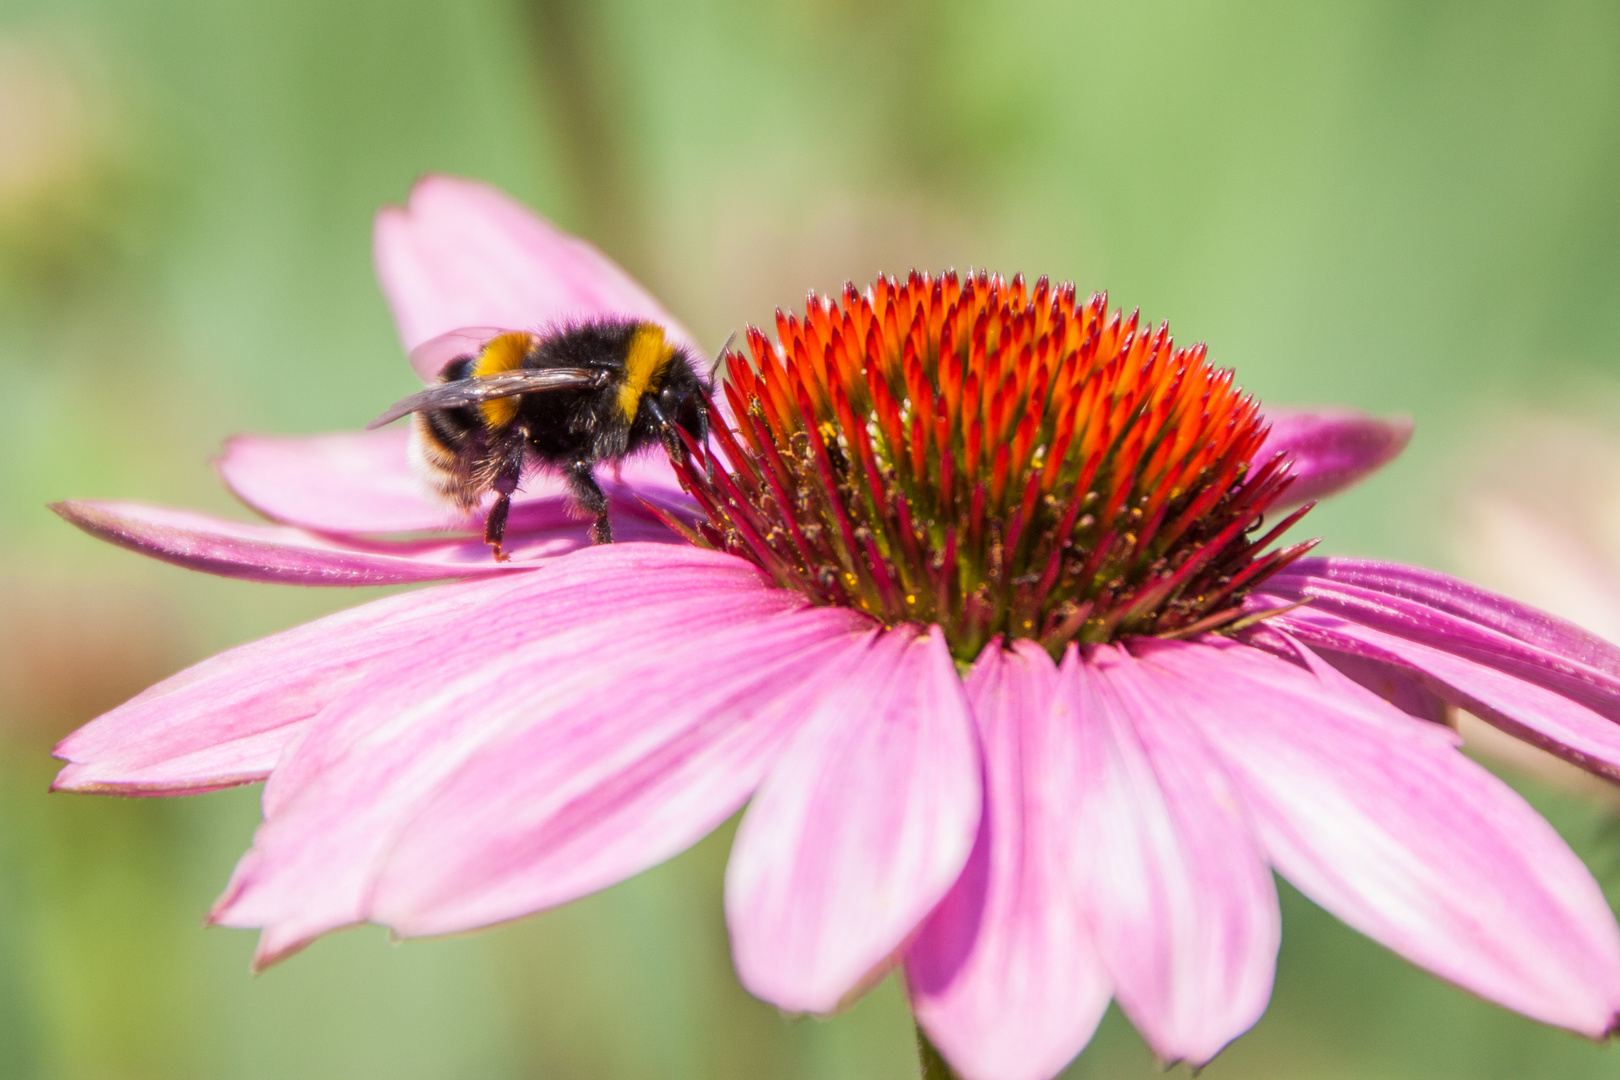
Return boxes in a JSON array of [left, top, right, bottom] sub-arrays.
[[366, 368, 608, 429]]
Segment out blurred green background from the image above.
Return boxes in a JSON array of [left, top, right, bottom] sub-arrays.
[[2, 0, 1620, 1076]]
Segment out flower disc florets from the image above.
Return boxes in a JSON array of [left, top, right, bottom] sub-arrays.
[[668, 270, 1317, 662]]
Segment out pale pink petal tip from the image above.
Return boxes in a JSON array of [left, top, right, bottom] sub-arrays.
[[48, 566, 596, 798], [1260, 406, 1413, 508], [906, 641, 1112, 1080], [726, 624, 982, 1015], [373, 174, 700, 380], [51, 727, 292, 796]]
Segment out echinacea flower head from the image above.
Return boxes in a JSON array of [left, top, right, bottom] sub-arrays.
[[668, 272, 1311, 659], [51, 176, 1620, 1080]]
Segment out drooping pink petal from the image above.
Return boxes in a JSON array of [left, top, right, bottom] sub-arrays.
[[1074, 645, 1279, 1065], [373, 175, 700, 379], [208, 545, 837, 966], [1263, 600, 1620, 780], [906, 641, 1111, 1080], [50, 500, 678, 585], [1272, 557, 1620, 682], [1135, 635, 1620, 1037], [1259, 407, 1413, 508], [1263, 558, 1620, 774], [726, 625, 982, 1014], [214, 427, 699, 537]]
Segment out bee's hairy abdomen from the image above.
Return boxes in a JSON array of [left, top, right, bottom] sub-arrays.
[[410, 412, 484, 510], [410, 354, 497, 511]]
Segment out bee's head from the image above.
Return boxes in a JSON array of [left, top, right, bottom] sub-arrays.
[[654, 354, 710, 451]]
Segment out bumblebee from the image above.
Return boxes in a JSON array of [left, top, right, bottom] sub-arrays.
[[369, 319, 710, 559]]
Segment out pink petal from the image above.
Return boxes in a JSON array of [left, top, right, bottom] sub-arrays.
[[50, 499, 679, 585], [604, 452, 701, 517], [1282, 556, 1620, 675], [55, 725, 301, 796], [51, 569, 574, 794], [1260, 407, 1413, 508], [1265, 601, 1620, 780], [1077, 645, 1280, 1065], [215, 427, 701, 538], [373, 175, 700, 378], [725, 625, 982, 1014], [1306, 647, 1451, 725], [1270, 558, 1620, 709], [1137, 635, 1620, 1036], [254, 545, 770, 818], [906, 641, 1111, 1080], [217, 428, 466, 533], [209, 546, 828, 965], [368, 610, 874, 937]]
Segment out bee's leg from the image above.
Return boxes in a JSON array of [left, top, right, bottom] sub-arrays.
[[690, 400, 715, 482], [643, 399, 675, 455], [645, 398, 712, 481], [484, 461, 523, 562], [566, 460, 612, 544]]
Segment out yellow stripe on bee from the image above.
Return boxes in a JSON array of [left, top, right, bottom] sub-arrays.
[[618, 323, 674, 422], [472, 331, 533, 428]]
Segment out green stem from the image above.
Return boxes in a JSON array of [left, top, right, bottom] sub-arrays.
[[916, 1023, 957, 1080]]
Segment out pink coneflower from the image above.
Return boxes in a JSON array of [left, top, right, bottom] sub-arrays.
[[52, 176, 1620, 1080]]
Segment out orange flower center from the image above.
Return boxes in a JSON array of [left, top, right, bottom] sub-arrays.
[[668, 271, 1316, 660]]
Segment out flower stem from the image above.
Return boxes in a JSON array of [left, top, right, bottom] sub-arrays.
[[916, 1023, 957, 1080]]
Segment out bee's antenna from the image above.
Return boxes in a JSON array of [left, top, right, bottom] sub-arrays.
[[708, 332, 736, 380]]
